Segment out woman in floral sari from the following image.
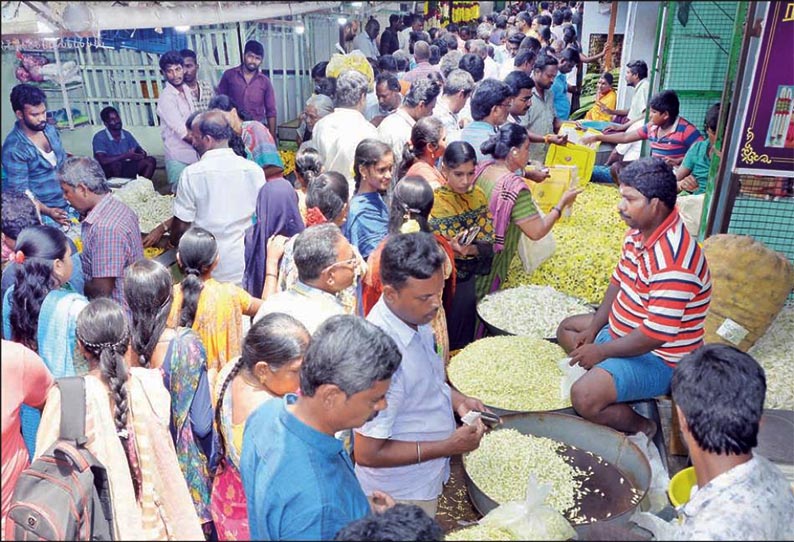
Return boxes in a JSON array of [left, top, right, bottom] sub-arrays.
[[36, 298, 204, 540], [124, 258, 216, 536], [474, 123, 581, 300], [430, 142, 495, 350], [168, 228, 263, 393], [2, 225, 87, 456], [211, 313, 310, 540]]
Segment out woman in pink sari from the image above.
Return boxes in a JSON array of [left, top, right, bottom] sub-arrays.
[[210, 312, 310, 540]]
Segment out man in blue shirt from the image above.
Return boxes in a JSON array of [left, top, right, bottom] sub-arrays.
[[2, 84, 70, 225], [241, 315, 402, 541], [459, 78, 513, 163], [551, 47, 580, 121], [354, 233, 487, 518], [92, 106, 156, 180]]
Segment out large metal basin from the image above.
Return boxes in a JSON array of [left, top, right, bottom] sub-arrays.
[[463, 412, 652, 539]]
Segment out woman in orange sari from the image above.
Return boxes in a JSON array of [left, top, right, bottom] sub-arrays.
[[584, 72, 617, 122]]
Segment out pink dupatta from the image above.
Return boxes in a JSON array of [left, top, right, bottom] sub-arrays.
[[474, 160, 530, 252]]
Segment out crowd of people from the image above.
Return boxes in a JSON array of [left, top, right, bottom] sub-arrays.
[[2, 1, 793, 540]]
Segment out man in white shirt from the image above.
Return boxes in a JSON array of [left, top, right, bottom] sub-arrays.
[[599, 60, 650, 177], [399, 14, 424, 55], [432, 69, 474, 143], [377, 78, 441, 164], [313, 70, 378, 191], [353, 18, 381, 59], [470, 39, 500, 80], [254, 224, 357, 334], [171, 110, 265, 284], [354, 232, 486, 518]]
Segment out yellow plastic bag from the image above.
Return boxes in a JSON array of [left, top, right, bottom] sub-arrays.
[[325, 50, 374, 91], [545, 142, 596, 186], [529, 167, 576, 217]]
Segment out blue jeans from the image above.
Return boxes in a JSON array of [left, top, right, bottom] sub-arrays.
[[594, 326, 674, 402]]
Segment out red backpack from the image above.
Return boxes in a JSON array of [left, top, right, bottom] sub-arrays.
[[5, 377, 115, 540]]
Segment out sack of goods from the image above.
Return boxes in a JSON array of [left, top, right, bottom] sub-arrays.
[[702, 234, 794, 351]]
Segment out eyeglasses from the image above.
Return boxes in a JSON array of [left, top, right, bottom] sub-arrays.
[[322, 257, 358, 274]]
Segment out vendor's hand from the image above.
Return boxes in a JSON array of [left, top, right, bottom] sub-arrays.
[[525, 167, 551, 183], [551, 134, 568, 146], [456, 395, 488, 419], [573, 121, 584, 130], [597, 103, 613, 116], [677, 175, 698, 193], [581, 134, 599, 146], [569, 342, 605, 370], [558, 187, 584, 209], [446, 421, 486, 455], [42, 206, 70, 225], [142, 226, 165, 248], [368, 490, 396, 513]]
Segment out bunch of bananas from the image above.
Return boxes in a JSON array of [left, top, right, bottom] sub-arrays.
[[506, 184, 626, 304]]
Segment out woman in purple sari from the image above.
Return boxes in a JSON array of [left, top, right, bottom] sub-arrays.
[[243, 178, 305, 298]]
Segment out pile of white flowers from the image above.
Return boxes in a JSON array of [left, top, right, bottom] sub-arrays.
[[464, 429, 586, 515], [478, 285, 594, 338], [112, 177, 174, 233], [448, 337, 571, 412], [748, 305, 794, 410]]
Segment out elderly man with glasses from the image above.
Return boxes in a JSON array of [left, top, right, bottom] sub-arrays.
[[253, 223, 363, 334]]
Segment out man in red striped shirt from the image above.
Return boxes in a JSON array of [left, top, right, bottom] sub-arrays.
[[556, 157, 711, 436]]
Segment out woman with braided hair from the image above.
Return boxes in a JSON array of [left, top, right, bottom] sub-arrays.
[[399, 116, 448, 189], [210, 312, 309, 541], [1, 224, 88, 456], [360, 176, 457, 362], [35, 298, 204, 540], [167, 227, 262, 393], [124, 258, 216, 535]]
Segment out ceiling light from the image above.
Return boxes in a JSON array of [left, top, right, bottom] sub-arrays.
[[174, 25, 191, 32], [295, 24, 305, 34], [337, 16, 347, 25], [351, 2, 363, 6]]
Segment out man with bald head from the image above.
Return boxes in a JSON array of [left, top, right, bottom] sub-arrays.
[[470, 38, 500, 80], [403, 41, 440, 83], [171, 109, 266, 284]]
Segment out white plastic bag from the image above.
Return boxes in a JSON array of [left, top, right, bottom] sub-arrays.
[[518, 229, 556, 274], [627, 432, 670, 514], [558, 357, 587, 400], [479, 474, 576, 541]]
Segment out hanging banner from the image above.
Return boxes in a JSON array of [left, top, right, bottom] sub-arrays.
[[733, 1, 794, 177]]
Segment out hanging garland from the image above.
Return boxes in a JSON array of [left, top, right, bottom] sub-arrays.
[[423, 1, 479, 25]]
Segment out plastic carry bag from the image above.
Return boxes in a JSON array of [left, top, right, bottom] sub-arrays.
[[558, 357, 587, 400], [627, 432, 670, 514], [479, 474, 577, 541], [518, 228, 556, 274]]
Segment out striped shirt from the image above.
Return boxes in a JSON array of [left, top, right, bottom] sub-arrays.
[[608, 209, 711, 364], [81, 193, 144, 307], [638, 117, 703, 163]]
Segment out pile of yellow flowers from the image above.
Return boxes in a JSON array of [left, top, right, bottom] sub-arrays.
[[505, 183, 626, 304], [279, 149, 296, 177]]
